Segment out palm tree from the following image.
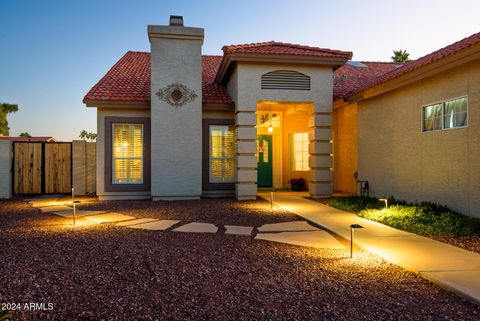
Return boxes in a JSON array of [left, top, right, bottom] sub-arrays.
[[79, 130, 88, 140], [0, 103, 19, 136], [87, 132, 97, 141], [391, 49, 411, 62]]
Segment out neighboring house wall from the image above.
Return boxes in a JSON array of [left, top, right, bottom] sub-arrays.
[[230, 62, 334, 199], [333, 103, 358, 194], [0, 140, 12, 198], [96, 108, 151, 200], [357, 61, 480, 217]]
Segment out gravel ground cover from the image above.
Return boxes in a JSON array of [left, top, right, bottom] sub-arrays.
[[1, 197, 479, 321], [308, 197, 480, 254]]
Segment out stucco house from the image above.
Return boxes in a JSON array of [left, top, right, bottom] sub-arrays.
[[83, 16, 479, 217]]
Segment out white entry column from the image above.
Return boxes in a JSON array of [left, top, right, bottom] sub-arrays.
[[308, 111, 333, 197], [235, 108, 257, 200]]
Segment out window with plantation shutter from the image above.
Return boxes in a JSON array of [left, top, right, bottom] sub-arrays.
[[112, 123, 143, 184], [209, 125, 235, 183]]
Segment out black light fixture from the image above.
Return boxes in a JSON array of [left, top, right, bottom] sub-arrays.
[[350, 223, 364, 258]]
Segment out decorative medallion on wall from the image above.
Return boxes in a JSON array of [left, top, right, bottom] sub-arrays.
[[155, 82, 197, 108]]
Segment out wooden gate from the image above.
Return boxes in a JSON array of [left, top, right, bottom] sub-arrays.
[[13, 142, 72, 195]]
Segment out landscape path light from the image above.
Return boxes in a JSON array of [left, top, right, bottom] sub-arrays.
[[350, 224, 364, 258], [379, 198, 388, 209], [270, 188, 275, 213], [72, 200, 81, 225]]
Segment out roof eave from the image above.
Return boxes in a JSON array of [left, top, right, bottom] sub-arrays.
[[83, 99, 151, 109], [215, 52, 351, 84], [346, 43, 480, 104]]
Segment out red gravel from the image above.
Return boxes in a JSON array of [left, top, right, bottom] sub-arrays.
[[0, 198, 479, 321]]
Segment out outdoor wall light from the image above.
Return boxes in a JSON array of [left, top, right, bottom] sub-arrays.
[[379, 198, 388, 209], [350, 223, 364, 258]]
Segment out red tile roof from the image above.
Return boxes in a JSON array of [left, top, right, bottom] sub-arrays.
[[0, 136, 56, 142], [222, 41, 352, 59], [202, 55, 233, 105], [333, 62, 403, 98], [346, 31, 480, 97], [83, 52, 232, 105]]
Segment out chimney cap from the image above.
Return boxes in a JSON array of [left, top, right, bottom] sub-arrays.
[[169, 15, 184, 26]]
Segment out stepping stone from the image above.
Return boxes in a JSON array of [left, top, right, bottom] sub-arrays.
[[116, 218, 159, 227], [52, 210, 106, 218], [30, 200, 64, 208], [173, 222, 218, 234], [127, 220, 180, 230], [84, 213, 135, 224], [255, 231, 345, 249], [40, 205, 73, 212], [257, 221, 319, 233], [225, 225, 254, 235]]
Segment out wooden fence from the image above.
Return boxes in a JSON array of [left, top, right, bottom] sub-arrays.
[[11, 140, 96, 195]]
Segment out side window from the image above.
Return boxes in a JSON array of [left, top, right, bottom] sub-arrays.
[[423, 97, 467, 132]]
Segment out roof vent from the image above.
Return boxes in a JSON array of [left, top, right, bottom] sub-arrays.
[[169, 15, 184, 26]]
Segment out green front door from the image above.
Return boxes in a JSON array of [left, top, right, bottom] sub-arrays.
[[257, 135, 273, 187]]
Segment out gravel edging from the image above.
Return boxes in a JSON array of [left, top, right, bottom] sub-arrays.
[[1, 197, 480, 320]]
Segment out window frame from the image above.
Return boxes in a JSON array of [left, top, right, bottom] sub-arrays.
[[104, 117, 150, 192], [209, 125, 236, 184], [202, 119, 235, 191], [112, 123, 144, 185], [289, 132, 310, 172], [422, 96, 468, 133]]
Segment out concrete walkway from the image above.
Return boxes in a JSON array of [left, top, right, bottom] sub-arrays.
[[259, 193, 480, 304]]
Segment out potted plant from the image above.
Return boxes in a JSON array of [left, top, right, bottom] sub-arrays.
[[288, 178, 306, 191]]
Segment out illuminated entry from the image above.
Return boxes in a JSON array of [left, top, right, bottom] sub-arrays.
[[210, 125, 235, 183], [112, 123, 143, 184]]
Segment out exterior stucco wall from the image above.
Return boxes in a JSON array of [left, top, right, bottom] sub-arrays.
[[0, 140, 12, 198], [333, 103, 357, 194], [230, 62, 334, 199], [149, 26, 204, 200], [357, 61, 480, 217], [96, 108, 151, 200]]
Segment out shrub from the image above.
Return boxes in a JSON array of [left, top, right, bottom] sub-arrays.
[[327, 196, 480, 236]]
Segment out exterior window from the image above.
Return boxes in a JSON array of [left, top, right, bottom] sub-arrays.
[[112, 123, 143, 184], [423, 97, 467, 132], [289, 132, 309, 171], [209, 125, 235, 183]]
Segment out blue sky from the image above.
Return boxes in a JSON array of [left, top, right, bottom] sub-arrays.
[[1, 0, 479, 141]]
